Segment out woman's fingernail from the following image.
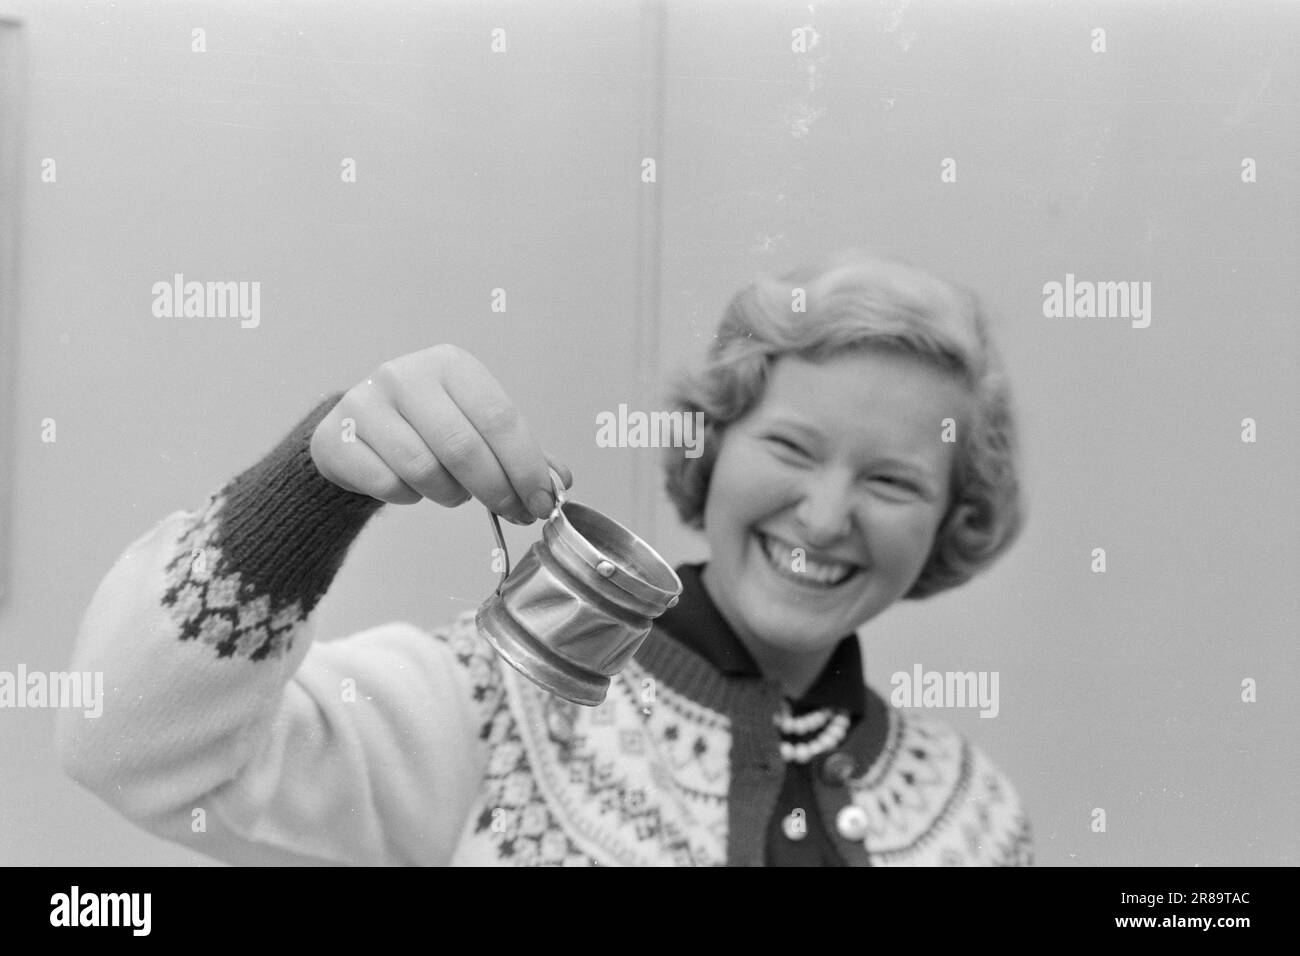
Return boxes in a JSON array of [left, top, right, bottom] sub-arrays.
[[528, 489, 555, 519]]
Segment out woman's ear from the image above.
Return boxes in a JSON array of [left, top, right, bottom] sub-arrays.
[[949, 499, 979, 528]]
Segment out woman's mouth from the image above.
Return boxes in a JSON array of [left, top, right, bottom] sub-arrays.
[[754, 531, 865, 589]]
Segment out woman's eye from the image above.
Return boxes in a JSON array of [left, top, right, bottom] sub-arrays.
[[768, 436, 809, 456], [874, 476, 921, 494]]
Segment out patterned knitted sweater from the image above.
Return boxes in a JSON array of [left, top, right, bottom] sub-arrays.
[[56, 394, 1034, 866]]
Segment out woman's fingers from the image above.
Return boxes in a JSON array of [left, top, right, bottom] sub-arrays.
[[352, 399, 471, 507], [545, 452, 573, 492], [388, 382, 533, 523], [313, 345, 572, 519], [313, 414, 424, 504], [436, 352, 562, 521]]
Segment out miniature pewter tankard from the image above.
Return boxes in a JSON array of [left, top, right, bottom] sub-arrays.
[[475, 468, 683, 707]]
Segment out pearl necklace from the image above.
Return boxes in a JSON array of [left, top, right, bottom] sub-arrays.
[[774, 701, 851, 764]]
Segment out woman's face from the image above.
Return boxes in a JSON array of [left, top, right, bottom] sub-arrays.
[[700, 348, 971, 664]]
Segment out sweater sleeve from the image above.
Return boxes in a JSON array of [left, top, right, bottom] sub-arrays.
[[55, 393, 494, 866]]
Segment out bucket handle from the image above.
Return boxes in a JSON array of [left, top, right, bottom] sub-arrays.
[[487, 467, 568, 596]]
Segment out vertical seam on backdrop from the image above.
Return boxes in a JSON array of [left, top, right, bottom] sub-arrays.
[[634, 0, 668, 543], [0, 19, 28, 609]]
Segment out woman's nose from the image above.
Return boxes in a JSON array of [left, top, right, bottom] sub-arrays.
[[794, 473, 856, 547]]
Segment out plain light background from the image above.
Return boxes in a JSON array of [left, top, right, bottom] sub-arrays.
[[0, 0, 1296, 866]]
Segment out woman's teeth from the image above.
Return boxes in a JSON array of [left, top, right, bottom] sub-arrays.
[[757, 533, 859, 587]]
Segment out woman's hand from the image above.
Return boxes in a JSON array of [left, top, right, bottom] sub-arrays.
[[310, 344, 571, 523]]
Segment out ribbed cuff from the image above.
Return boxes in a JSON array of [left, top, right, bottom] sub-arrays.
[[210, 391, 385, 616]]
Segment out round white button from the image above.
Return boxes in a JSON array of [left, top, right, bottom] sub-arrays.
[[782, 810, 807, 841], [836, 804, 869, 841]]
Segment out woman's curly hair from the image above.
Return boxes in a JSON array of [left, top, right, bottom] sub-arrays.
[[662, 248, 1025, 600]]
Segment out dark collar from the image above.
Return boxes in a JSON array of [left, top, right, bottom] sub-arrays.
[[654, 563, 867, 717]]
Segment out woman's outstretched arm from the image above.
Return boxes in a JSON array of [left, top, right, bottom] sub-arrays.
[[54, 392, 491, 865]]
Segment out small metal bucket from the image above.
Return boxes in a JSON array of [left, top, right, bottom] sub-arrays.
[[475, 469, 682, 706]]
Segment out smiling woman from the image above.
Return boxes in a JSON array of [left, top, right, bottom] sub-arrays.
[[58, 249, 1032, 867], [696, 349, 978, 698], [664, 248, 1024, 604], [645, 251, 1031, 862]]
